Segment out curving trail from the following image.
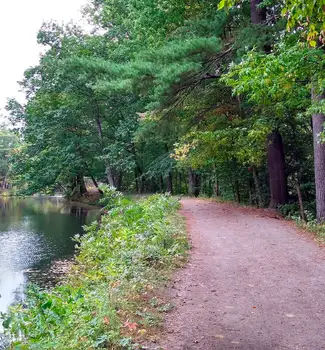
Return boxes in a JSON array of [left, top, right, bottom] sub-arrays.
[[158, 198, 325, 350]]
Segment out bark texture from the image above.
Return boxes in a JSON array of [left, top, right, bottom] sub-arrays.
[[250, 0, 288, 208], [267, 131, 288, 208], [106, 167, 122, 189], [312, 91, 325, 222], [70, 175, 87, 200], [188, 169, 200, 197], [250, 0, 266, 24], [252, 166, 263, 207], [90, 175, 103, 194]]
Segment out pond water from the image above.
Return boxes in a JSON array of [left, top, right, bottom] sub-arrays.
[[0, 196, 98, 348]]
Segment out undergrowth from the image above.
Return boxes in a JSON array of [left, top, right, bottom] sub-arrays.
[[2, 186, 188, 349], [297, 220, 325, 244], [279, 203, 325, 244]]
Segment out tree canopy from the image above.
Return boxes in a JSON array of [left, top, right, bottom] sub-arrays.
[[5, 0, 325, 221]]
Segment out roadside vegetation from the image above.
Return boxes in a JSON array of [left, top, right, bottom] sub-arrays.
[[301, 222, 325, 244], [2, 187, 188, 349]]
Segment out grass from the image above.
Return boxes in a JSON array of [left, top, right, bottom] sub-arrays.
[[2, 186, 188, 350]]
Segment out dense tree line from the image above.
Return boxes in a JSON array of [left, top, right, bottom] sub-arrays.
[[6, 0, 325, 221], [0, 129, 18, 189]]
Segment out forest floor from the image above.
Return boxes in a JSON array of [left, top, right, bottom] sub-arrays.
[[154, 198, 325, 350]]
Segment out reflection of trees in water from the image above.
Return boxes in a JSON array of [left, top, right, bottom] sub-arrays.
[[0, 197, 20, 218], [0, 197, 99, 262], [69, 206, 89, 223], [0, 197, 97, 222]]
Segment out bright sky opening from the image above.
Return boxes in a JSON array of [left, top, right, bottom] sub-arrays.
[[0, 0, 88, 123]]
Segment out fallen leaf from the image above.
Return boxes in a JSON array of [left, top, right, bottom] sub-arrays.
[[123, 320, 138, 331], [103, 317, 110, 325]]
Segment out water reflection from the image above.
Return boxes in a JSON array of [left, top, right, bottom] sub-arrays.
[[0, 196, 98, 317]]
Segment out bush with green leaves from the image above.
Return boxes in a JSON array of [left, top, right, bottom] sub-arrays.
[[98, 184, 124, 209], [2, 189, 188, 349]]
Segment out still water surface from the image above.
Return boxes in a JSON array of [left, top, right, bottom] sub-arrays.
[[0, 196, 98, 347]]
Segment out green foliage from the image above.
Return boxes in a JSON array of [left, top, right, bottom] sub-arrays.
[[98, 184, 124, 209], [7, 22, 143, 194], [218, 0, 325, 45], [223, 41, 325, 112], [0, 129, 19, 180], [2, 190, 188, 349], [6, 0, 325, 213], [282, 0, 325, 45]]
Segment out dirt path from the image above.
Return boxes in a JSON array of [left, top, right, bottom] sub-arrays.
[[157, 198, 325, 350]]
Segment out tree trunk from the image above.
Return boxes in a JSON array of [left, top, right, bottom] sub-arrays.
[[295, 181, 306, 222], [90, 175, 103, 195], [214, 178, 220, 197], [267, 131, 288, 208], [174, 171, 178, 194], [78, 175, 87, 195], [135, 165, 143, 193], [248, 180, 253, 205], [252, 166, 263, 207], [96, 116, 104, 141], [235, 180, 241, 203], [95, 107, 117, 190], [250, 0, 266, 24], [188, 169, 200, 197], [70, 175, 87, 200], [251, 0, 286, 207], [166, 172, 173, 193], [135, 172, 139, 193], [106, 166, 123, 190], [106, 166, 115, 187], [140, 175, 145, 193], [159, 176, 164, 193], [312, 90, 325, 222], [178, 172, 182, 193], [115, 172, 123, 190]]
